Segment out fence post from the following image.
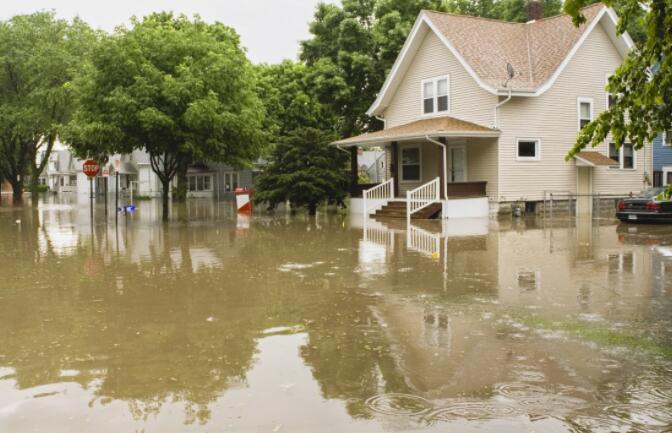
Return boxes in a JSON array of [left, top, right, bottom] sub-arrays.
[[406, 190, 411, 226]]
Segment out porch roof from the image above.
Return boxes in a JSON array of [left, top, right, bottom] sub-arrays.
[[574, 151, 619, 167], [332, 116, 500, 147]]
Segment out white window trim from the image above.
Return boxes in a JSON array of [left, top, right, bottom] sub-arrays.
[[399, 144, 422, 183], [515, 138, 541, 161], [421, 75, 450, 117], [577, 97, 594, 131], [605, 73, 612, 110], [608, 142, 637, 170], [663, 131, 672, 147], [187, 174, 213, 192]]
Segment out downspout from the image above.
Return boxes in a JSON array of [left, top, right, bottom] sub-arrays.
[[494, 87, 512, 128], [425, 135, 448, 200]]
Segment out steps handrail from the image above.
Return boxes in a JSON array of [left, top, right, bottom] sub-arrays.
[[406, 177, 440, 224], [362, 178, 394, 215]]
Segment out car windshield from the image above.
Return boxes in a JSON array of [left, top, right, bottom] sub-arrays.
[[637, 188, 664, 198]]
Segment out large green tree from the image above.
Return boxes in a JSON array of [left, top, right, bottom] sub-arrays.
[[564, 0, 669, 187], [0, 12, 96, 203], [64, 13, 265, 220], [254, 61, 347, 214]]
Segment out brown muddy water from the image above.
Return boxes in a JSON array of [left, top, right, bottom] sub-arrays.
[[0, 195, 671, 433]]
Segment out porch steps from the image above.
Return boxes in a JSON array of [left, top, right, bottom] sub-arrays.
[[373, 201, 442, 219]]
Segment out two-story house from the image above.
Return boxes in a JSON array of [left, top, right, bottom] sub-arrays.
[[335, 3, 649, 219]]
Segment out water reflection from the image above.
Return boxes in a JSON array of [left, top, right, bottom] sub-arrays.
[[0, 197, 671, 432]]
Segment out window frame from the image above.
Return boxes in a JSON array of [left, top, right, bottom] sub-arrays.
[[515, 138, 541, 162], [577, 97, 594, 131], [663, 131, 672, 147], [187, 174, 214, 192], [605, 73, 617, 110], [421, 75, 450, 117], [399, 144, 422, 183], [608, 142, 637, 170]]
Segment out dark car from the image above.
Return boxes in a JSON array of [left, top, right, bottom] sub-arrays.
[[616, 188, 672, 223]]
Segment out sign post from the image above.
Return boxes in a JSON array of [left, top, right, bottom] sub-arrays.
[[83, 160, 101, 223]]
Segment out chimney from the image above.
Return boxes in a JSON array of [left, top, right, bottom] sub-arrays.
[[527, 0, 544, 21]]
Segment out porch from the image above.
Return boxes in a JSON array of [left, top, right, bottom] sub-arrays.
[[334, 116, 499, 219]]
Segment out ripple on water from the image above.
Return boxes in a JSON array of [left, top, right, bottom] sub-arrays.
[[494, 383, 585, 413], [365, 393, 433, 416], [424, 401, 520, 422], [603, 403, 672, 429]]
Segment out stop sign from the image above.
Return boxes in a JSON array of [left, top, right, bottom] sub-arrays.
[[83, 160, 100, 178]]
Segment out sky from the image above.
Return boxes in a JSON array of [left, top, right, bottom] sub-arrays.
[[0, 0, 337, 64]]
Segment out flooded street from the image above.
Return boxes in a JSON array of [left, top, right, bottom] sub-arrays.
[[0, 196, 671, 433]]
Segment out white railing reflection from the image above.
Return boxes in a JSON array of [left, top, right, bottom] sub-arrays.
[[363, 178, 394, 216], [406, 177, 440, 224], [407, 224, 440, 258]]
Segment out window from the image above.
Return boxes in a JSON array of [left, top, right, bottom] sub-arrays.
[[187, 175, 213, 192], [224, 173, 239, 191], [400, 146, 421, 181], [578, 97, 593, 130], [664, 131, 672, 147], [606, 74, 617, 109], [69, 175, 77, 185], [516, 139, 540, 161], [422, 76, 449, 115], [609, 142, 635, 169]]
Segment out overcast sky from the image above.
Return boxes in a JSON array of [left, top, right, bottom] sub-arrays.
[[0, 0, 337, 64]]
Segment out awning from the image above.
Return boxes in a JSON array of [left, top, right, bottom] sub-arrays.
[[574, 151, 619, 167], [332, 116, 500, 147]]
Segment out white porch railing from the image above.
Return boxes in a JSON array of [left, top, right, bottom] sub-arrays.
[[406, 177, 440, 224], [362, 178, 394, 215]]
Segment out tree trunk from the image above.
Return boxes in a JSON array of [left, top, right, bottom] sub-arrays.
[[11, 178, 23, 205], [161, 179, 170, 222], [30, 177, 40, 205], [174, 161, 188, 202], [308, 202, 317, 215]]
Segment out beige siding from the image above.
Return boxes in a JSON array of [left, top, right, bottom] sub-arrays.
[[464, 138, 498, 199], [497, 23, 650, 202], [383, 31, 498, 128]]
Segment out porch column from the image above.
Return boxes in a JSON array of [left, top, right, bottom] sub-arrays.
[[349, 146, 358, 196], [438, 137, 446, 199], [391, 141, 399, 198]]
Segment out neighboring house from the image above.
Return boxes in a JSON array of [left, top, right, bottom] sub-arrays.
[[335, 2, 649, 218], [84, 150, 259, 200], [653, 130, 672, 187], [358, 149, 386, 184], [1, 179, 11, 195], [42, 149, 79, 193]]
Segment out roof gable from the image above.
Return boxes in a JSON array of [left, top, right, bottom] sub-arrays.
[[368, 3, 634, 116]]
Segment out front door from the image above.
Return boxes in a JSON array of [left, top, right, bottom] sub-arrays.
[[449, 145, 466, 182]]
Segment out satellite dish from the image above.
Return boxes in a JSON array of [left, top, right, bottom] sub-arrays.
[[506, 63, 515, 80]]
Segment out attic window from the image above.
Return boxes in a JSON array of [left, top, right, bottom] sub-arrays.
[[422, 76, 449, 115], [664, 131, 672, 147]]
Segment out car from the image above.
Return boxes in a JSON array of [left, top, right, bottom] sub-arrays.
[[616, 187, 672, 224]]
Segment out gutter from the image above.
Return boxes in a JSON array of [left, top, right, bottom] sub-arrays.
[[494, 87, 512, 128], [425, 135, 448, 200]]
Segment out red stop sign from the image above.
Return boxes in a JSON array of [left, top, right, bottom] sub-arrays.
[[83, 160, 100, 177]]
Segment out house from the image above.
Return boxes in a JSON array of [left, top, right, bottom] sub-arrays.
[[653, 130, 672, 187], [335, 2, 648, 218], [83, 150, 259, 200], [1, 179, 11, 195], [42, 149, 79, 193]]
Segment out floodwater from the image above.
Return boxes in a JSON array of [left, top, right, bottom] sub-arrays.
[[0, 195, 671, 433]]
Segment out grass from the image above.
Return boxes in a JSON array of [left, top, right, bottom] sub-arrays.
[[509, 313, 672, 359]]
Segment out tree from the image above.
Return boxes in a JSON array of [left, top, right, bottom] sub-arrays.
[[564, 0, 669, 196], [64, 13, 265, 221], [254, 127, 348, 215], [0, 12, 96, 204]]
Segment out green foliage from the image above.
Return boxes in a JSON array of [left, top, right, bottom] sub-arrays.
[[254, 127, 348, 215], [0, 12, 97, 201], [444, 0, 562, 22], [564, 0, 669, 160], [64, 13, 265, 219]]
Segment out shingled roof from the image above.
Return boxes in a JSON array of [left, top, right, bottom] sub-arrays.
[[368, 3, 634, 116], [423, 3, 604, 91], [333, 116, 499, 146]]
